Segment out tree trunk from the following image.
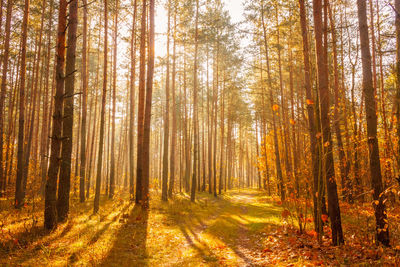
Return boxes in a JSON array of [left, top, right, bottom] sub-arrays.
[[94, 0, 108, 214], [15, 0, 30, 209], [57, 0, 78, 221], [141, 0, 155, 207], [135, 0, 147, 205], [0, 0, 13, 196], [327, 1, 348, 202], [109, 0, 118, 199], [45, 0, 66, 229], [162, 1, 171, 202], [357, 0, 389, 246], [313, 0, 344, 245], [168, 6, 177, 198], [395, 0, 400, 173], [129, 0, 137, 200], [190, 0, 199, 202], [299, 0, 320, 233], [79, 0, 88, 203]]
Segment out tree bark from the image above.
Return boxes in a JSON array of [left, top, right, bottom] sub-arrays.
[[168, 6, 177, 198], [57, 0, 78, 221], [109, 0, 118, 199], [313, 0, 343, 245], [357, 0, 389, 246], [141, 0, 155, 207], [162, 1, 171, 202], [0, 0, 13, 196], [45, 0, 66, 229], [94, 0, 108, 214], [191, 0, 199, 202], [79, 0, 89, 203], [135, 0, 147, 204], [15, 0, 30, 209], [129, 0, 137, 200]]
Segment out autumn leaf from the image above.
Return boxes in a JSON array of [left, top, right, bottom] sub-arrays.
[[290, 119, 296, 125], [306, 99, 314, 105], [306, 230, 318, 238], [321, 214, 328, 223], [282, 209, 291, 218], [262, 248, 272, 253], [272, 104, 279, 111]]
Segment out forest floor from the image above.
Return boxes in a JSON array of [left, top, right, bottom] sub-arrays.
[[1, 189, 400, 266]]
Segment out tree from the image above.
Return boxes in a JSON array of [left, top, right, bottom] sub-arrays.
[[80, 0, 89, 203], [168, 3, 177, 198], [129, 0, 138, 201], [312, 0, 343, 245], [15, 0, 30, 209], [135, 0, 147, 205], [94, 0, 108, 214], [191, 0, 199, 202], [57, 0, 78, 221], [357, 0, 389, 246], [162, 0, 171, 202], [45, 0, 67, 229], [109, 0, 118, 199], [142, 0, 155, 207], [395, 0, 400, 172], [0, 0, 13, 197], [298, 0, 322, 237]]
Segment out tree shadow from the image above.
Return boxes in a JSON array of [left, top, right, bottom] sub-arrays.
[[99, 205, 149, 266]]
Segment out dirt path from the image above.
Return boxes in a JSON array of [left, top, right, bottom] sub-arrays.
[[159, 190, 279, 266]]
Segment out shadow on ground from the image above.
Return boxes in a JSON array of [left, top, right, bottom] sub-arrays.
[[100, 205, 149, 266]]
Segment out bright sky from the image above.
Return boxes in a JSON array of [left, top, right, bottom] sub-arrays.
[[155, 0, 246, 59], [222, 0, 245, 24]]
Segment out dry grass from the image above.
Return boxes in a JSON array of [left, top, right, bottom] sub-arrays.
[[1, 189, 400, 266]]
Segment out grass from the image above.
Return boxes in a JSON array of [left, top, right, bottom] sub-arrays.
[[1, 189, 399, 266], [0, 189, 283, 266]]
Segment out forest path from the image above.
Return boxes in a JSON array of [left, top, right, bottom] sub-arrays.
[[100, 189, 283, 266], [1, 189, 283, 266]]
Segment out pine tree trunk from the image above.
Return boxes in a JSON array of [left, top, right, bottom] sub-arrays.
[[313, 0, 343, 245], [190, 0, 199, 202], [58, 0, 78, 221], [129, 0, 137, 200], [357, 0, 389, 246], [168, 7, 177, 198], [109, 0, 118, 199], [94, 0, 108, 214], [327, 2, 348, 202], [141, 0, 155, 207], [15, 0, 30, 209], [299, 0, 319, 232], [135, 0, 147, 204], [79, 0, 88, 203], [162, 2, 171, 202], [261, 2, 284, 201], [45, 0, 66, 229], [0, 0, 13, 196], [395, 0, 400, 173]]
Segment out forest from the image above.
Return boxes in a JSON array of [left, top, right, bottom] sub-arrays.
[[1, 0, 400, 265]]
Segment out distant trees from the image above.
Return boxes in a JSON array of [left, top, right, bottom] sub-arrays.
[[0, 0, 398, 246]]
